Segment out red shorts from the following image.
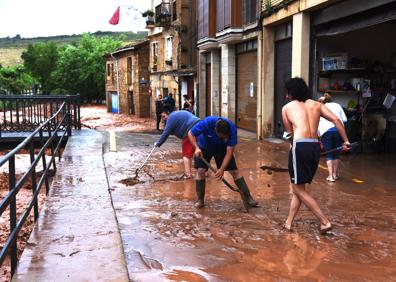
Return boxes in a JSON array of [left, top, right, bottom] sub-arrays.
[[182, 137, 194, 158]]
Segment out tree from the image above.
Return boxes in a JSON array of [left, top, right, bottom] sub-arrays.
[[21, 42, 59, 94], [52, 33, 122, 101], [0, 65, 37, 94]]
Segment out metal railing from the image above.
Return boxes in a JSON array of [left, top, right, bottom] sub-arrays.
[[155, 2, 171, 24], [0, 102, 70, 277], [0, 94, 80, 137]]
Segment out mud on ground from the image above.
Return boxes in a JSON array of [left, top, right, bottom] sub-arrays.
[[104, 132, 396, 281]]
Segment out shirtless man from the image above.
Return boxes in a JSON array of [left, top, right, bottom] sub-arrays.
[[282, 77, 350, 234]]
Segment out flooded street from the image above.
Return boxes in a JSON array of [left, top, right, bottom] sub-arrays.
[[103, 132, 396, 281]]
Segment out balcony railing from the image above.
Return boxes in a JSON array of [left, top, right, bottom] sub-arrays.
[[155, 2, 171, 25]]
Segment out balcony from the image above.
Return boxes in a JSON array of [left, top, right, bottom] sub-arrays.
[[155, 2, 171, 26]]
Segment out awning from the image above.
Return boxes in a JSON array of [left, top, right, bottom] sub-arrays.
[[315, 2, 396, 37]]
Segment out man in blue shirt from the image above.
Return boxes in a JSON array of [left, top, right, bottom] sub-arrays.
[[155, 109, 200, 178], [188, 117, 258, 209]]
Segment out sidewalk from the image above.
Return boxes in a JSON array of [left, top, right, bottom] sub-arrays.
[[12, 130, 129, 281]]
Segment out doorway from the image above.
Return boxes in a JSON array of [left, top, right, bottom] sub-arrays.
[[274, 38, 292, 137]]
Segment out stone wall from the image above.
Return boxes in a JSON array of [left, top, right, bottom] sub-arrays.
[[104, 42, 150, 117]]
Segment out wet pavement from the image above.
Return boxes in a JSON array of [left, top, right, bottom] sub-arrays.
[[104, 131, 396, 281], [13, 130, 128, 281], [11, 128, 396, 281]]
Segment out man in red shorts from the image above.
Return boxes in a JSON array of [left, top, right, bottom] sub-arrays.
[[155, 108, 200, 179]]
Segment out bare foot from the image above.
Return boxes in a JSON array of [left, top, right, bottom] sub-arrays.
[[319, 222, 332, 234], [183, 174, 193, 180], [283, 223, 292, 232]]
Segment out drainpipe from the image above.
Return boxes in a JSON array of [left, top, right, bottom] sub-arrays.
[[110, 53, 120, 114], [257, 32, 263, 140], [257, 11, 266, 140]]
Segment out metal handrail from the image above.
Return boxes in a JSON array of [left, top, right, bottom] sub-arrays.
[[0, 102, 70, 277], [0, 94, 81, 136]]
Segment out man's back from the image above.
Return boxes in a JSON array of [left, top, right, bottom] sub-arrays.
[[283, 99, 322, 139]]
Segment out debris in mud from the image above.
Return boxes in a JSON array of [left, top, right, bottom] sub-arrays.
[[260, 165, 288, 172], [120, 173, 187, 186], [120, 177, 142, 186]]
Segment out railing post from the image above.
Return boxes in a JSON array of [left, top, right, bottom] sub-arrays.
[[16, 99, 20, 130], [9, 155, 17, 276], [29, 142, 39, 221], [48, 124, 57, 173], [39, 129, 50, 195], [66, 97, 72, 136], [73, 96, 77, 130], [77, 94, 81, 130]]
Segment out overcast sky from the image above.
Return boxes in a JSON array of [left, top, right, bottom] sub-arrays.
[[0, 0, 150, 38]]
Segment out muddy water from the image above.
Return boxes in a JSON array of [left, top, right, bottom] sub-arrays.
[[104, 134, 396, 281]]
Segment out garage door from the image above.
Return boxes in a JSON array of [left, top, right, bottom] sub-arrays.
[[236, 51, 257, 132]]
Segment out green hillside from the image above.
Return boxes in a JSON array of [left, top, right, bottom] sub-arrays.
[[0, 31, 148, 67]]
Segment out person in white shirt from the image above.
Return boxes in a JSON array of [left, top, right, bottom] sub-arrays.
[[318, 93, 348, 182]]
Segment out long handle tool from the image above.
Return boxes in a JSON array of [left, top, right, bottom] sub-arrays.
[[134, 145, 156, 179], [261, 142, 360, 172], [320, 142, 359, 156], [200, 157, 250, 213]]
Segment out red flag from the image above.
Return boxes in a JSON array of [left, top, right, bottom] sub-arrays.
[[109, 6, 120, 25]]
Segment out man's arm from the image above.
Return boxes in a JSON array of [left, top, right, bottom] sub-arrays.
[[282, 106, 293, 141], [188, 130, 202, 157], [155, 120, 173, 147], [216, 146, 235, 180], [321, 104, 350, 149]]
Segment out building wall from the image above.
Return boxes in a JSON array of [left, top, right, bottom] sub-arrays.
[[148, 0, 197, 116], [136, 46, 151, 117], [258, 0, 336, 138], [104, 42, 150, 117]]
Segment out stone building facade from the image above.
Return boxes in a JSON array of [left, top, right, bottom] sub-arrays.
[[145, 0, 197, 116], [104, 40, 150, 117]]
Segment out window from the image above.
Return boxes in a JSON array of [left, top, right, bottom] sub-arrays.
[[165, 36, 173, 61], [244, 0, 258, 25], [236, 39, 258, 54], [152, 42, 158, 65], [172, 0, 177, 21], [107, 63, 114, 83], [275, 22, 293, 41], [107, 63, 111, 77], [127, 57, 132, 85]]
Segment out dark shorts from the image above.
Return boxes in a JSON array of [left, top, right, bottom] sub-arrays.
[[321, 129, 342, 160], [288, 139, 320, 185], [194, 148, 237, 171]]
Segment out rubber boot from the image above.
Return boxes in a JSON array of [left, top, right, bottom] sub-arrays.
[[235, 177, 258, 207], [194, 179, 205, 209]]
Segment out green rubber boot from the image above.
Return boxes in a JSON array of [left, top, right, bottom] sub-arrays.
[[194, 179, 205, 209], [235, 177, 258, 207]]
